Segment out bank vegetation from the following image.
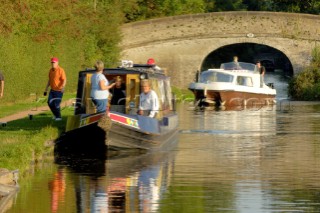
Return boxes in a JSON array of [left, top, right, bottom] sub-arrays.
[[0, 95, 75, 172], [288, 46, 320, 101]]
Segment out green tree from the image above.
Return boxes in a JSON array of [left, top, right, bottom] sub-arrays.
[[270, 0, 320, 14], [242, 0, 273, 11], [121, 0, 205, 22], [206, 0, 245, 12], [161, 0, 205, 16]]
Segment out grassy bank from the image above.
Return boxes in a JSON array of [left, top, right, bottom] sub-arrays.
[[0, 93, 75, 172], [172, 86, 194, 103]]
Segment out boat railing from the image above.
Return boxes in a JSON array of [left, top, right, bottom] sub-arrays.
[[84, 65, 165, 75]]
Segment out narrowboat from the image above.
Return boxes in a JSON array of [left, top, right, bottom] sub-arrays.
[[188, 62, 276, 108], [60, 60, 178, 151]]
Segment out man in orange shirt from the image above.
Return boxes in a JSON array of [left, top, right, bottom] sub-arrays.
[[44, 57, 67, 121], [0, 70, 4, 98]]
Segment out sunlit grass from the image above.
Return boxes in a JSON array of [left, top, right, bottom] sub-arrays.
[[0, 104, 74, 171]]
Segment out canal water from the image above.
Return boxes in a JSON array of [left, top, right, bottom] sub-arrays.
[[6, 72, 320, 213]]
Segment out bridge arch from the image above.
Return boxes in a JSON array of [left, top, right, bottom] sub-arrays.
[[201, 42, 294, 76], [121, 11, 320, 88]]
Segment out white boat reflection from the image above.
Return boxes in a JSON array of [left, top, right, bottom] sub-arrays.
[[181, 103, 277, 137]]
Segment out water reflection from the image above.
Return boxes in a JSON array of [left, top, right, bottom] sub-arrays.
[[174, 103, 320, 213], [48, 169, 66, 213], [5, 94, 320, 212], [53, 149, 176, 213], [181, 104, 277, 137]]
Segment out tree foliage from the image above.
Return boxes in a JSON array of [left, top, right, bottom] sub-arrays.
[[122, 0, 205, 22], [269, 0, 320, 14], [288, 46, 320, 101], [121, 0, 319, 22], [207, 0, 246, 12]]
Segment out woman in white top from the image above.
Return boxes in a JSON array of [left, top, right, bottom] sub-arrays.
[[90, 60, 115, 113]]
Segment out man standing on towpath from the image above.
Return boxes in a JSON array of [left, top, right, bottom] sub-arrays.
[[44, 57, 67, 121], [0, 70, 4, 98]]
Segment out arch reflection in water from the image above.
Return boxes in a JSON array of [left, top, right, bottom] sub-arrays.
[[54, 148, 176, 212]]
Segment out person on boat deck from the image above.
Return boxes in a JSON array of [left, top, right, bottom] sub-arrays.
[[0, 70, 4, 98], [147, 58, 161, 71], [256, 61, 266, 88], [110, 76, 126, 113], [90, 60, 116, 113], [44, 57, 66, 121], [233, 56, 242, 70], [138, 79, 159, 118]]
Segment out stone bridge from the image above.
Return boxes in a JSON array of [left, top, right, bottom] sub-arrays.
[[120, 11, 320, 88]]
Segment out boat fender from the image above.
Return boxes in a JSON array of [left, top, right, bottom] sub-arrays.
[[266, 83, 274, 89], [97, 114, 112, 132], [97, 114, 113, 145]]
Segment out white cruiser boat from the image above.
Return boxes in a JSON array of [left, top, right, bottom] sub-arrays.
[[188, 62, 276, 107]]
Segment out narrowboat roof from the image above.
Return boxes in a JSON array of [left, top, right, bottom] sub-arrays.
[[79, 64, 166, 76]]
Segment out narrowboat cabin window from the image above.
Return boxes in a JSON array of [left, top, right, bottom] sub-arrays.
[[149, 78, 163, 119], [163, 79, 173, 112], [108, 75, 127, 114]]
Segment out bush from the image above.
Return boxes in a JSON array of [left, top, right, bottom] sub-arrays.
[[288, 64, 320, 100], [288, 46, 320, 101], [172, 86, 194, 102]]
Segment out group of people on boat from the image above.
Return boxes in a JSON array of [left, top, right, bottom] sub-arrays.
[[44, 57, 160, 121], [90, 59, 159, 117]]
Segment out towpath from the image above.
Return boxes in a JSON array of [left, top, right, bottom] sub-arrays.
[[0, 100, 73, 123]]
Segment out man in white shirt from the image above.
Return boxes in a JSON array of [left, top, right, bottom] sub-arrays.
[[138, 80, 159, 118]]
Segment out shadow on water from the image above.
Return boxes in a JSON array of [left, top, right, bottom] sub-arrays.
[[54, 123, 107, 158]]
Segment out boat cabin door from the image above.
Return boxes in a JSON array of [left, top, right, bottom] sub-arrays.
[[125, 74, 140, 114]]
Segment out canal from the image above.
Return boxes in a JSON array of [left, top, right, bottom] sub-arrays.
[[6, 72, 320, 213]]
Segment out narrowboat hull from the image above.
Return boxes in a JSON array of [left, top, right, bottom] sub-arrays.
[[107, 122, 179, 150], [59, 111, 179, 151]]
